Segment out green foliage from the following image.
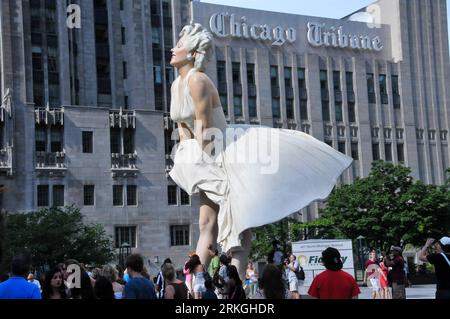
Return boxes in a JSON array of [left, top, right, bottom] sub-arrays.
[[0, 206, 114, 273], [249, 218, 298, 261], [304, 161, 450, 250]]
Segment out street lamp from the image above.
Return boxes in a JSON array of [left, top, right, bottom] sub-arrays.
[[357, 235, 366, 281]]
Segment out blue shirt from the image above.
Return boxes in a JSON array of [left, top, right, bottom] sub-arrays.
[[0, 277, 42, 299], [122, 277, 157, 299]]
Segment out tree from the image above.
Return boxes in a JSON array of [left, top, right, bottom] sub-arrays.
[[249, 218, 298, 262], [0, 206, 114, 273], [303, 161, 450, 251]]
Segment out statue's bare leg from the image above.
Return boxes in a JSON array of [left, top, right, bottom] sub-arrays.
[[196, 191, 219, 266], [231, 229, 252, 280]]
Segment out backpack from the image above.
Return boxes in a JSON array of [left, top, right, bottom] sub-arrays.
[[295, 267, 305, 281]]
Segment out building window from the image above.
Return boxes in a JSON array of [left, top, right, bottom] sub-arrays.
[[37, 185, 49, 207], [127, 185, 137, 206], [335, 102, 343, 122], [351, 142, 359, 160], [300, 100, 308, 121], [325, 140, 333, 147], [110, 128, 121, 154], [220, 95, 228, 117], [120, 0, 124, 10], [338, 142, 346, 154], [232, 62, 242, 96], [320, 70, 328, 89], [333, 71, 341, 91], [248, 97, 257, 118], [170, 225, 190, 246], [233, 96, 243, 117], [167, 185, 177, 205], [285, 67, 294, 120], [270, 66, 280, 119], [123, 128, 135, 154], [367, 73, 376, 103], [217, 61, 228, 117], [396, 128, 404, 140], [350, 127, 358, 138], [247, 63, 255, 85], [384, 128, 392, 139], [53, 185, 64, 207], [115, 226, 137, 248], [82, 131, 93, 153], [84, 185, 95, 206], [298, 68, 308, 120], [272, 98, 281, 119], [324, 125, 332, 137], [113, 185, 124, 206], [320, 70, 330, 121], [180, 189, 190, 206], [36, 126, 47, 152], [286, 99, 294, 120], [123, 61, 127, 79], [322, 100, 330, 122], [346, 72, 354, 92], [50, 127, 63, 152], [397, 144, 405, 163], [392, 75, 400, 109], [348, 102, 356, 123], [337, 126, 345, 137], [121, 27, 126, 45], [385, 143, 392, 162], [441, 130, 448, 141], [372, 143, 380, 160], [379, 74, 388, 104], [153, 65, 162, 84], [298, 68, 306, 88]]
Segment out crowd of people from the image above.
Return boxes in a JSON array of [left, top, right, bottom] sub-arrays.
[[0, 236, 448, 300]]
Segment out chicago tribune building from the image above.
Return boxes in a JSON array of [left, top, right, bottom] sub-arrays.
[[0, 0, 449, 267]]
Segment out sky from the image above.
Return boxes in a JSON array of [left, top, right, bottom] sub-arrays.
[[201, 0, 450, 51]]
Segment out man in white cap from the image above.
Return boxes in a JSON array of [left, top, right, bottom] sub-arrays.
[[419, 236, 450, 300]]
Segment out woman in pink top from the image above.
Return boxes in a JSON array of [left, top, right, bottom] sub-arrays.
[[379, 255, 391, 299], [183, 252, 195, 296]]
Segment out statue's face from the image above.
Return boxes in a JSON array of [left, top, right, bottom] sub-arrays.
[[170, 36, 193, 68]]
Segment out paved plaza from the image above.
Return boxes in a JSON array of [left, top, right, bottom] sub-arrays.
[[296, 285, 437, 299]]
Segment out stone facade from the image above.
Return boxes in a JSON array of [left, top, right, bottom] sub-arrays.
[[0, 0, 449, 269]]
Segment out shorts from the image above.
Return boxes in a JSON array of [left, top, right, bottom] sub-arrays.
[[370, 278, 380, 291], [194, 283, 206, 293], [289, 279, 299, 292]]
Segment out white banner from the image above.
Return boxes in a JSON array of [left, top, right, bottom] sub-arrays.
[[292, 239, 355, 286]]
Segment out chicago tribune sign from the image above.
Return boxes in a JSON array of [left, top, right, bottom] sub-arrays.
[[307, 22, 383, 51], [208, 13, 383, 52], [209, 13, 296, 46]]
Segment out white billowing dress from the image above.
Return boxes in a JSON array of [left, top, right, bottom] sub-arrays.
[[169, 69, 353, 253]]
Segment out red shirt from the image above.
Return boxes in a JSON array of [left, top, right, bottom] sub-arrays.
[[308, 270, 361, 299]]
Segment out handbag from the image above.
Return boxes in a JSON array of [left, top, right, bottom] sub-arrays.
[[295, 267, 305, 281]]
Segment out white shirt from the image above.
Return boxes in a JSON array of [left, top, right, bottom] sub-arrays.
[[287, 261, 299, 282]]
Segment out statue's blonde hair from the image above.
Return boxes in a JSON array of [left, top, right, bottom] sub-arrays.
[[179, 22, 213, 72]]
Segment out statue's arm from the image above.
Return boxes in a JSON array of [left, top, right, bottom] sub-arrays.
[[189, 74, 212, 151]]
